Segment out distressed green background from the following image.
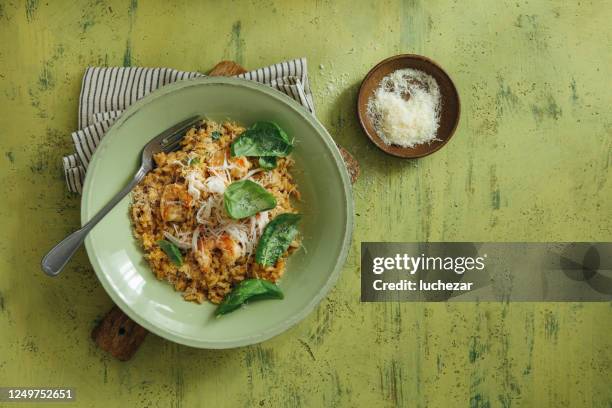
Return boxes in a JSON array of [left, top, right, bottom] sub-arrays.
[[0, 0, 610, 407]]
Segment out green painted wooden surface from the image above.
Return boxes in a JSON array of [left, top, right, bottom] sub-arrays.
[[0, 0, 611, 407]]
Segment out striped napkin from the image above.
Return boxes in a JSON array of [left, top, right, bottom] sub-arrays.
[[62, 58, 315, 193]]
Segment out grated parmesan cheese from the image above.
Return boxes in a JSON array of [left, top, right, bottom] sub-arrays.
[[185, 171, 206, 200], [366, 68, 441, 148]]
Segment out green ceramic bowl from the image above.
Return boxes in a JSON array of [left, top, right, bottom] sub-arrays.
[[81, 77, 353, 348]]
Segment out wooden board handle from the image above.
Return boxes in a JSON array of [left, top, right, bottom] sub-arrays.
[[91, 60, 360, 360], [208, 60, 248, 76], [91, 306, 148, 361]]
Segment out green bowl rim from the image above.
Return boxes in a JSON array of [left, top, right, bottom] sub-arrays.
[[81, 76, 354, 349]]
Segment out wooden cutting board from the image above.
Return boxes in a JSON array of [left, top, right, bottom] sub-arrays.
[[91, 61, 359, 361]]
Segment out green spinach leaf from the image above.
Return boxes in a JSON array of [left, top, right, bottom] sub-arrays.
[[255, 213, 301, 266], [224, 180, 277, 219], [230, 122, 293, 158], [258, 156, 277, 170], [215, 279, 284, 316], [258, 121, 291, 142], [157, 239, 183, 266]]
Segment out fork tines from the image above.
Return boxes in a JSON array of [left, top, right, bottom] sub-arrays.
[[157, 116, 201, 150]]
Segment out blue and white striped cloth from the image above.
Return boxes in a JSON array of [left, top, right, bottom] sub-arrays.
[[62, 58, 315, 193]]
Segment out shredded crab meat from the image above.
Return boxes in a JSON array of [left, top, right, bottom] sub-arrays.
[[205, 176, 227, 194], [185, 171, 206, 200], [196, 198, 212, 224], [241, 168, 264, 180], [196, 196, 224, 225], [191, 227, 200, 254], [163, 230, 192, 249]]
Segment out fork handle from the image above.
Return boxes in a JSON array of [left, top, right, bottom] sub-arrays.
[[41, 166, 149, 277]]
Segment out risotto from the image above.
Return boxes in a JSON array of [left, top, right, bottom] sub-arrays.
[[130, 120, 300, 304]]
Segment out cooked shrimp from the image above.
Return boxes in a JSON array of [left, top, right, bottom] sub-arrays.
[[194, 238, 215, 272], [229, 156, 252, 178], [216, 233, 243, 264], [160, 183, 192, 222], [209, 149, 226, 167]]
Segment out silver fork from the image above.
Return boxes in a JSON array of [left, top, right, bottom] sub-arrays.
[[41, 116, 201, 277]]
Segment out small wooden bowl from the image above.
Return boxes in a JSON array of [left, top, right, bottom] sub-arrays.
[[357, 54, 460, 158]]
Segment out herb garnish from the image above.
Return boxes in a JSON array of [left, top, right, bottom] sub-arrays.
[[230, 122, 293, 158], [223, 180, 277, 219], [157, 239, 183, 266], [255, 213, 301, 267], [215, 279, 284, 316], [211, 131, 222, 140], [258, 156, 277, 170]]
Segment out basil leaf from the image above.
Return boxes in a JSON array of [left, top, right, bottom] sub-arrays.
[[258, 156, 277, 170], [255, 121, 291, 143], [256, 213, 301, 266], [215, 279, 284, 316], [223, 180, 276, 219], [157, 239, 183, 266], [211, 131, 221, 140], [230, 122, 293, 158]]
